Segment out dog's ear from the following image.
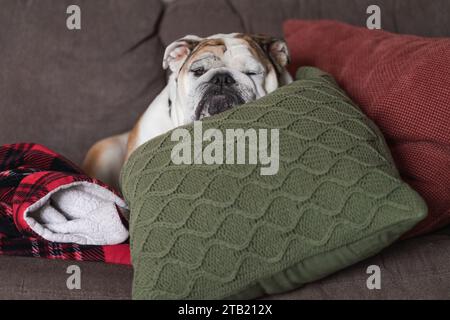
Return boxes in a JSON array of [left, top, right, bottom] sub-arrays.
[[249, 34, 290, 72], [163, 35, 203, 73]]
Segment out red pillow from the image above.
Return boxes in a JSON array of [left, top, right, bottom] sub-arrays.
[[284, 20, 450, 238]]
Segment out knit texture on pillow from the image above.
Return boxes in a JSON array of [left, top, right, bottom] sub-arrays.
[[120, 67, 426, 300]]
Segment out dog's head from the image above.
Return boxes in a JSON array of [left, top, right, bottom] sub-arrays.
[[163, 33, 292, 124]]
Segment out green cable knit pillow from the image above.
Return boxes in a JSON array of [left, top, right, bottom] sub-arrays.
[[120, 67, 426, 300]]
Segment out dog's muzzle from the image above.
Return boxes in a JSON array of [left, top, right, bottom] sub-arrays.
[[195, 72, 245, 120]]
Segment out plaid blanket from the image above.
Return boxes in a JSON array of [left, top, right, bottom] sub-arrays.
[[0, 143, 131, 265]]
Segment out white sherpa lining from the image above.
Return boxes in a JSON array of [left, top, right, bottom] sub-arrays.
[[24, 181, 129, 245]]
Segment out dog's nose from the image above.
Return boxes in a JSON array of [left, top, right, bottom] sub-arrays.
[[210, 73, 235, 86]]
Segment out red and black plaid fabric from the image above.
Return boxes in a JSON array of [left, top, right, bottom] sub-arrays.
[[0, 143, 131, 265]]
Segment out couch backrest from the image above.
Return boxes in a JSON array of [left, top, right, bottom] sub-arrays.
[[160, 0, 450, 45], [1, 0, 448, 165], [0, 0, 165, 164]]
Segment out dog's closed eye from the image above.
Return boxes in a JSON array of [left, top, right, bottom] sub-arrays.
[[191, 67, 206, 77], [244, 71, 260, 76]]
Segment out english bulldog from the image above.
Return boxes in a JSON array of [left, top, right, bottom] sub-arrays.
[[83, 33, 292, 189]]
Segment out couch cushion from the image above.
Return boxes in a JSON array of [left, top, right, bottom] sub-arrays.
[[267, 234, 450, 300], [284, 20, 450, 238], [0, 255, 132, 300], [121, 67, 426, 299], [0, 0, 165, 164], [2, 234, 449, 299], [160, 0, 450, 46]]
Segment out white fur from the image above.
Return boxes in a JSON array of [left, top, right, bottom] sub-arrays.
[[155, 33, 292, 138], [135, 86, 175, 147]]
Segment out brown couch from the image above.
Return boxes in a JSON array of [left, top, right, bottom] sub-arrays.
[[1, 0, 449, 299]]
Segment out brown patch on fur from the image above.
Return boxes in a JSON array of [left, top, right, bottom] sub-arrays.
[[179, 39, 226, 74], [234, 34, 279, 74], [182, 39, 201, 52], [83, 133, 129, 189], [126, 116, 142, 161], [83, 142, 104, 178]]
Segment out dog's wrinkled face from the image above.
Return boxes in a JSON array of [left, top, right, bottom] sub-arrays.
[[163, 33, 291, 124]]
